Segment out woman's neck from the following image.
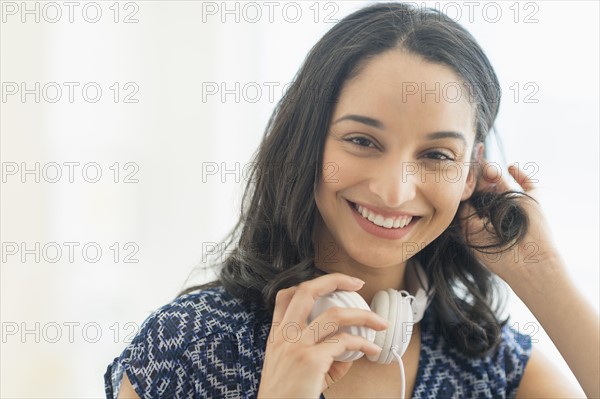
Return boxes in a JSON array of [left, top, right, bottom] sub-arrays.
[[312, 218, 409, 304], [315, 261, 408, 305]]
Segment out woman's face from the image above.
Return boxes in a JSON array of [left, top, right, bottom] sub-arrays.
[[314, 49, 480, 268]]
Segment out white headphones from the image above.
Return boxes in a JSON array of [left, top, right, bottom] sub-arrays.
[[307, 261, 434, 398]]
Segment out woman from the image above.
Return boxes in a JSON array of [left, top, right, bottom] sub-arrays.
[[105, 3, 598, 398]]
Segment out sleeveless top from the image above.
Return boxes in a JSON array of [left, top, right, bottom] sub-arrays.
[[104, 286, 532, 398]]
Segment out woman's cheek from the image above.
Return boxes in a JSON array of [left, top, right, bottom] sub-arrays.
[[424, 174, 465, 212], [442, 161, 466, 185], [322, 150, 361, 188]]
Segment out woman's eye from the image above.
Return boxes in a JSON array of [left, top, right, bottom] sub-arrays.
[[345, 136, 377, 149], [424, 151, 455, 161]]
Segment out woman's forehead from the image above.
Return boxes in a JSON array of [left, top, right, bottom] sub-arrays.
[[333, 51, 477, 142]]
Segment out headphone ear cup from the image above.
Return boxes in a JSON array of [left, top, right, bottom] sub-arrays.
[[367, 289, 415, 364], [393, 292, 415, 359], [307, 291, 375, 362], [367, 289, 396, 363]]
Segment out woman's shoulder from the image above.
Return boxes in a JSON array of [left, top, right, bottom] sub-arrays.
[[123, 284, 271, 358], [495, 320, 533, 364], [415, 309, 533, 398], [104, 285, 271, 399], [140, 285, 264, 340]]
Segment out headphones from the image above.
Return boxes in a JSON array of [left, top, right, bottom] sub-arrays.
[[307, 261, 434, 397]]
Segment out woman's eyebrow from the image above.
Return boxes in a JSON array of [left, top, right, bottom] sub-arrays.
[[332, 114, 467, 146], [426, 131, 467, 146], [332, 114, 384, 129]]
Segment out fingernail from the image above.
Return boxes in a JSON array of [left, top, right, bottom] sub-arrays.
[[352, 277, 366, 285], [371, 343, 382, 353]]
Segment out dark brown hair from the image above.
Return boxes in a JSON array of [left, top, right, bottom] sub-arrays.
[[180, 2, 532, 357]]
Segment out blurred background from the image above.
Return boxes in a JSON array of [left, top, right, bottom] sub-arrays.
[[1, 1, 598, 397]]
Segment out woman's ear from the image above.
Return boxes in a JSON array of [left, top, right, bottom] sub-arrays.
[[460, 142, 484, 201]]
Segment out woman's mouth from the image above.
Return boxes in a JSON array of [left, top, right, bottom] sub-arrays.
[[346, 200, 420, 240]]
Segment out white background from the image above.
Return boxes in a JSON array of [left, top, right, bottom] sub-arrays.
[[1, 1, 598, 397]]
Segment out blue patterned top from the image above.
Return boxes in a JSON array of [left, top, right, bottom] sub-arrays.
[[104, 286, 532, 398]]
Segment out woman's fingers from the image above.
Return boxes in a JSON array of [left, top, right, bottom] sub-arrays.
[[307, 307, 389, 344], [261, 273, 396, 398], [272, 286, 297, 325], [282, 273, 365, 327], [476, 161, 538, 199], [478, 161, 510, 193], [508, 164, 537, 192], [318, 331, 383, 360]]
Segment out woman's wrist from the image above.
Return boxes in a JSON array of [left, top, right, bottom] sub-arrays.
[[501, 250, 568, 300]]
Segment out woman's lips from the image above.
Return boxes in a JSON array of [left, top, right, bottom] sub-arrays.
[[346, 200, 420, 240]]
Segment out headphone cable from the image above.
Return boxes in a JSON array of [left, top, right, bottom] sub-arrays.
[[391, 346, 406, 399]]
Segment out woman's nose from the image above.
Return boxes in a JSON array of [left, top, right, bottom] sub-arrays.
[[369, 159, 418, 208]]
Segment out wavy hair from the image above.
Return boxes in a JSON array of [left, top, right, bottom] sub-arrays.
[[180, 2, 531, 357]]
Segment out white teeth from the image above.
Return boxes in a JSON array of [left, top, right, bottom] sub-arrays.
[[355, 204, 413, 229]]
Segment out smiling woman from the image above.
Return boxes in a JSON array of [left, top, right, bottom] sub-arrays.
[[315, 50, 479, 265], [104, 2, 597, 399]]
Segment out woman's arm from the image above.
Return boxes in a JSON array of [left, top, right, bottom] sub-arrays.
[[516, 339, 587, 398], [116, 372, 141, 399], [462, 162, 600, 398], [508, 255, 599, 398]]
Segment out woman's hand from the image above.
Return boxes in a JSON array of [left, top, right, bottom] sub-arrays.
[[460, 161, 564, 285], [257, 273, 389, 399], [461, 161, 600, 398]]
